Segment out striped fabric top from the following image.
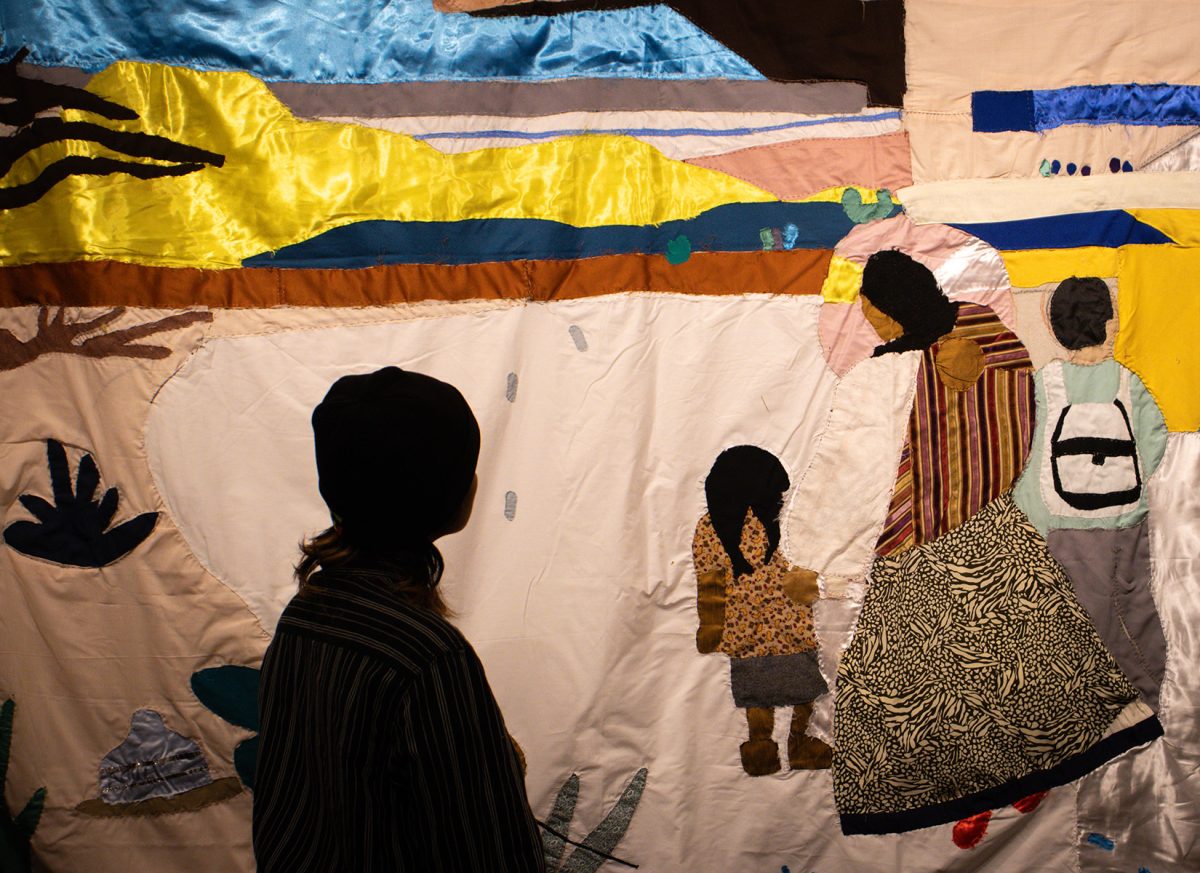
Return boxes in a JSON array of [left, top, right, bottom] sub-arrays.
[[253, 565, 546, 872], [875, 303, 1035, 556]]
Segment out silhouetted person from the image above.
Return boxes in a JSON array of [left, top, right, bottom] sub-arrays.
[[254, 366, 545, 872]]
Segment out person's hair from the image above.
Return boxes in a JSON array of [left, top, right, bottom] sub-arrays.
[[1049, 276, 1114, 350], [295, 525, 451, 616], [704, 445, 790, 578], [862, 249, 959, 356]]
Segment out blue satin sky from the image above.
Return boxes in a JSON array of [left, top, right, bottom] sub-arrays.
[[3, 0, 763, 82]]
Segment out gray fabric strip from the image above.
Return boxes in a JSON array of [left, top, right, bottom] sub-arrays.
[[267, 78, 868, 118], [13, 62, 866, 119], [1048, 522, 1167, 710], [15, 63, 93, 89], [730, 650, 828, 708]]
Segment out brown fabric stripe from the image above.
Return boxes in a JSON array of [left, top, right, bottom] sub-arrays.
[[946, 363, 967, 533], [876, 440, 915, 556], [13, 62, 93, 90], [12, 60, 866, 119], [75, 777, 243, 817], [0, 250, 832, 308]]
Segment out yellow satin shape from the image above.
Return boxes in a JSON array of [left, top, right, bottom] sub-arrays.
[[2, 62, 776, 268], [1115, 245, 1200, 432], [801, 185, 891, 205], [820, 255, 864, 302]]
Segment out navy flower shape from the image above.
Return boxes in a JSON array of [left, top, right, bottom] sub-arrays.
[[4, 439, 157, 567]]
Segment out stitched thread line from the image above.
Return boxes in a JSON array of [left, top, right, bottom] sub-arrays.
[[535, 819, 638, 869]]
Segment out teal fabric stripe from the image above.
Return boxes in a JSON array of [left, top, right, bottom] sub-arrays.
[[242, 203, 856, 268]]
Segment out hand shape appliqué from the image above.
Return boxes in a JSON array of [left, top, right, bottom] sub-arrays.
[[4, 439, 157, 567]]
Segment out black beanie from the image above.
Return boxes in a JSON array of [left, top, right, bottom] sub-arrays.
[[312, 367, 480, 552]]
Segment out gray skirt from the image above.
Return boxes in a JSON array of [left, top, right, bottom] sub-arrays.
[[730, 650, 828, 708]]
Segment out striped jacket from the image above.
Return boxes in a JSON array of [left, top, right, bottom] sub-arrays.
[[253, 565, 546, 872]]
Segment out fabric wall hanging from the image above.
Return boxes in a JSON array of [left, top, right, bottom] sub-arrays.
[[1, 2, 1198, 871]]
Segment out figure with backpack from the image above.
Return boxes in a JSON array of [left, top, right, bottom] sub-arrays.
[[1013, 277, 1170, 710]]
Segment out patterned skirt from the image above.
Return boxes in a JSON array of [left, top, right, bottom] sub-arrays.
[[833, 494, 1162, 835]]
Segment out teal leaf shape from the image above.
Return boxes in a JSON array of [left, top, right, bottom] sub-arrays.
[[191, 665, 259, 731], [0, 699, 47, 873], [665, 234, 691, 265], [543, 767, 648, 873], [543, 773, 580, 869], [191, 665, 260, 789]]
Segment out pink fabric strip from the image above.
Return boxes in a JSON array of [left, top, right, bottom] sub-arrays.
[[685, 131, 913, 200]]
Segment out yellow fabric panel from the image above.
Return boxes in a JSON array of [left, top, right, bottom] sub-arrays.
[[821, 255, 864, 302], [1127, 209, 1200, 247], [1000, 244, 1196, 430], [1115, 245, 1200, 432], [800, 185, 888, 205], [3, 62, 776, 269], [1001, 247, 1121, 288]]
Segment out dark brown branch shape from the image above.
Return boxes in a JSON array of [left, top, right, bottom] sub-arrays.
[[0, 155, 207, 210], [0, 306, 213, 371], [0, 49, 226, 209], [0, 47, 137, 127], [0, 118, 225, 180]]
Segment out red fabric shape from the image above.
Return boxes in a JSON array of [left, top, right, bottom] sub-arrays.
[[1012, 790, 1049, 814], [952, 811, 992, 849]]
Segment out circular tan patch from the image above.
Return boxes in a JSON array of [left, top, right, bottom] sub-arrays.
[[934, 337, 984, 391]]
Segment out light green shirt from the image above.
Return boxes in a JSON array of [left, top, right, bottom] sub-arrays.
[[1013, 359, 1167, 535]]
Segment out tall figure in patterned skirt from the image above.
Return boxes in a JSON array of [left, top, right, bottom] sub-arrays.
[[831, 251, 1161, 836]]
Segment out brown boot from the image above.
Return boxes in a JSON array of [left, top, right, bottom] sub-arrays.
[[739, 707, 781, 776], [788, 703, 832, 770]]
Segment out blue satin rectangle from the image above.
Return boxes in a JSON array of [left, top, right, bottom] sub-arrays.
[[1, 0, 761, 83], [973, 83, 1200, 132]]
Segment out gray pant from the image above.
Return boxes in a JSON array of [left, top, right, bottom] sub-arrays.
[[1047, 521, 1167, 710]]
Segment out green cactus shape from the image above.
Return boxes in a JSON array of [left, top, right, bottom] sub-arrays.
[[542, 767, 648, 873], [0, 699, 47, 873], [840, 187, 898, 224]]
